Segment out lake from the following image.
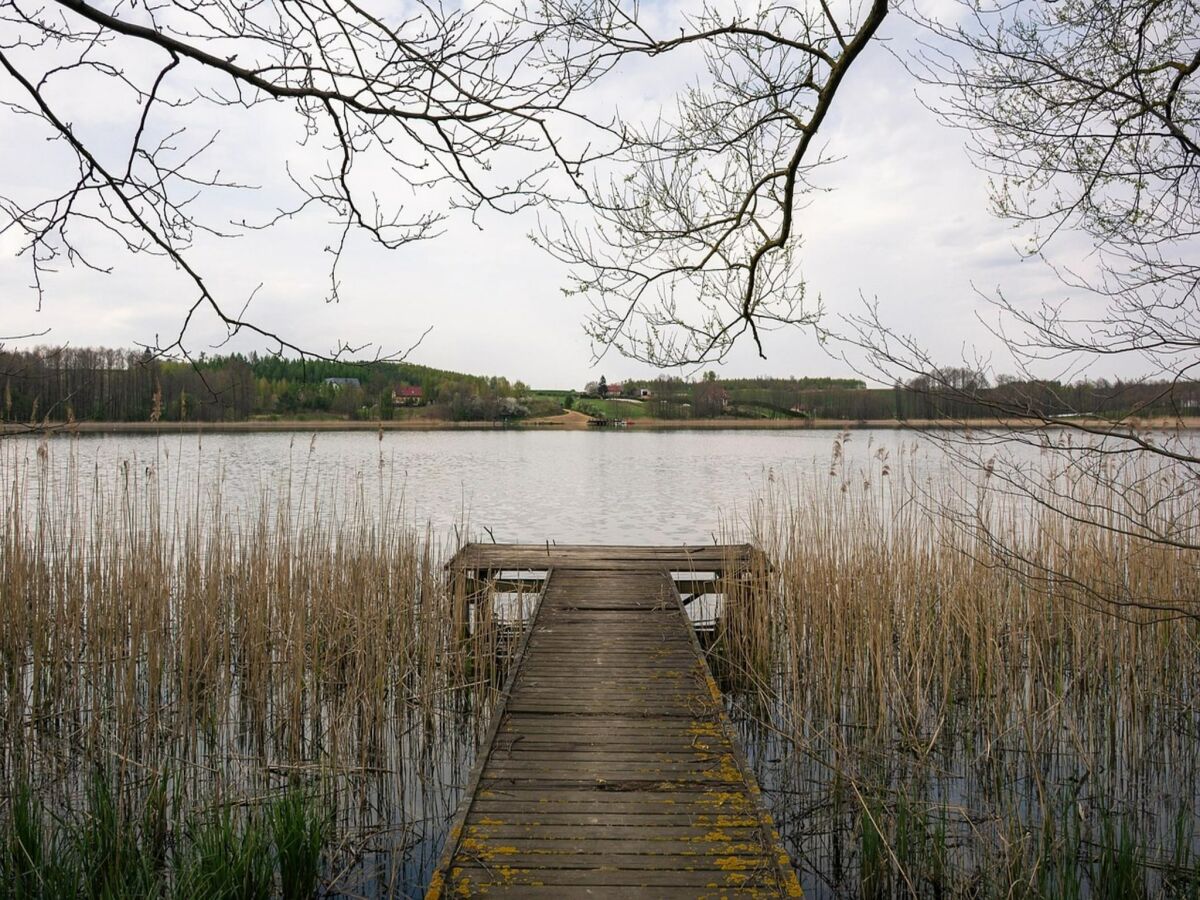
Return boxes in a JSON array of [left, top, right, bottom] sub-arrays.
[[4, 427, 962, 544]]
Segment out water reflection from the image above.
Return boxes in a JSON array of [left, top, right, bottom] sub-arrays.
[[10, 428, 958, 543]]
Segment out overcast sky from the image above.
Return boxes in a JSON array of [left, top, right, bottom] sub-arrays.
[[1, 3, 1103, 389]]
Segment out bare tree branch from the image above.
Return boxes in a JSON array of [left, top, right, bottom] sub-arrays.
[[536, 0, 888, 366], [0, 0, 614, 360]]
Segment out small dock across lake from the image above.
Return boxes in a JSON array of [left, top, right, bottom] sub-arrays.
[[427, 544, 800, 898]]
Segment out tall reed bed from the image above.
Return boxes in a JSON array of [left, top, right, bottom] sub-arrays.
[[722, 435, 1200, 898], [0, 436, 501, 896]]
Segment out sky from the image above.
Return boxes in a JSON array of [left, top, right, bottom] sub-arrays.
[[0, 1, 1100, 390]]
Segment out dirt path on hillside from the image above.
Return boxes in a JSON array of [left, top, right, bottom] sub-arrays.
[[524, 408, 593, 428]]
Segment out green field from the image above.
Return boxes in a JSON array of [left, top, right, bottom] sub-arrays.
[[574, 398, 653, 419]]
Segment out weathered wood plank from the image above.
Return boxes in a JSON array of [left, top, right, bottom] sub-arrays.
[[442, 889, 777, 900], [473, 789, 758, 807], [460, 813, 762, 827], [444, 867, 778, 887], [463, 824, 767, 840], [445, 542, 765, 577], [426, 554, 799, 899], [434, 888, 777, 900]]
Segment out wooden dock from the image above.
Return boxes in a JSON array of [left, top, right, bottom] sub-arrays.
[[427, 545, 799, 898]]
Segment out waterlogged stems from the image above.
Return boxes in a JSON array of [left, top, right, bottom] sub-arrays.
[[721, 438, 1200, 895], [0, 437, 491, 893]]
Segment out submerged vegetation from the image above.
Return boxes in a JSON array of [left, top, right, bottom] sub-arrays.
[[0, 437, 509, 896], [719, 435, 1200, 897], [2, 775, 328, 899]]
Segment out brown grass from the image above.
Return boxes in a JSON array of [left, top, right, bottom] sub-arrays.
[[717, 435, 1200, 896], [0, 437, 506, 893]]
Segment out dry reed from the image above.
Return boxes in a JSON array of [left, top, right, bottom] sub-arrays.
[[0, 436, 505, 895], [720, 434, 1200, 898], [6, 430, 1197, 896]]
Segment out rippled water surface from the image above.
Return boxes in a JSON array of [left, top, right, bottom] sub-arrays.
[[10, 428, 965, 542]]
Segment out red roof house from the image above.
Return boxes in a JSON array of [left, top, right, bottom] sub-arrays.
[[393, 385, 424, 406]]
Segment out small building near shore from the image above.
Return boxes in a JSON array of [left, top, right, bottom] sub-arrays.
[[391, 384, 424, 405], [324, 377, 360, 388], [393, 384, 424, 406]]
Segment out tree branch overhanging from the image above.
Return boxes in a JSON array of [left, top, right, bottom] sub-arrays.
[[0, 0, 615, 360], [537, 0, 888, 367]]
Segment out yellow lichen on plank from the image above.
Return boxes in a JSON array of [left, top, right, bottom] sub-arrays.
[[425, 562, 802, 898], [459, 836, 519, 858]]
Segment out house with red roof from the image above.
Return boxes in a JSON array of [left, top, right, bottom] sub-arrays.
[[393, 384, 424, 406]]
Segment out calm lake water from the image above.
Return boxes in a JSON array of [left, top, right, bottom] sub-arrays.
[[5, 427, 961, 544]]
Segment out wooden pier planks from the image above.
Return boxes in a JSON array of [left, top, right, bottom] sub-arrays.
[[446, 543, 763, 576], [427, 560, 800, 898]]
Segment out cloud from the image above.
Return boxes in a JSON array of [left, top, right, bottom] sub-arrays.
[[0, 2, 1132, 386]]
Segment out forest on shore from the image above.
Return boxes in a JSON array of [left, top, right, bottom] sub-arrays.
[[2, 346, 1197, 425], [0, 347, 548, 424]]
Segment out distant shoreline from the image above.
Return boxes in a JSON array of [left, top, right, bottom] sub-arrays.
[[4, 414, 1199, 435]]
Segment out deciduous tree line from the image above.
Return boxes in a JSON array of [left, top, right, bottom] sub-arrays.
[[0, 347, 533, 423]]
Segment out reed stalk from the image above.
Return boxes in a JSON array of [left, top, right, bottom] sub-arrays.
[[721, 435, 1200, 897], [0, 437, 502, 895]]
